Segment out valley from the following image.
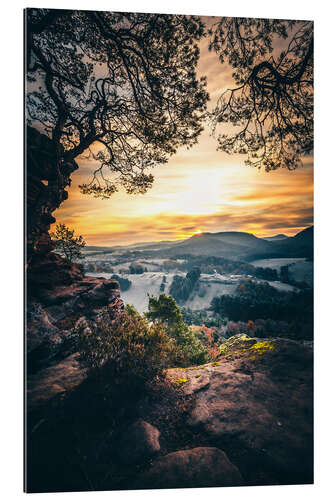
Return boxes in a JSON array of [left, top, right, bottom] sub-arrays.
[[82, 227, 313, 313]]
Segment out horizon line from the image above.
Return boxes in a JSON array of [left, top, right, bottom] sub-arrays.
[[83, 225, 313, 249]]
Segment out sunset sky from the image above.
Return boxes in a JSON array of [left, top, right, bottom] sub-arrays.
[[53, 16, 313, 247]]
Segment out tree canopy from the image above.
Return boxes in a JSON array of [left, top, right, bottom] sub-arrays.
[[26, 9, 208, 197], [146, 294, 209, 365], [209, 18, 313, 171], [146, 293, 183, 326]]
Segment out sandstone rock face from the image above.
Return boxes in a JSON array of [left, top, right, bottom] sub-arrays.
[[26, 252, 123, 407], [26, 126, 78, 262], [27, 271, 122, 369], [27, 252, 84, 293], [167, 337, 313, 485], [137, 447, 243, 489], [27, 353, 88, 409], [26, 302, 59, 355], [118, 419, 161, 464], [25, 126, 125, 409]]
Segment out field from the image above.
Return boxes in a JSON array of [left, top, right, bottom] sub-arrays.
[[86, 268, 296, 312], [250, 258, 313, 285]]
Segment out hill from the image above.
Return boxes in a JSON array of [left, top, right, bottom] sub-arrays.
[[82, 227, 313, 261], [164, 231, 273, 259], [263, 234, 289, 242], [232, 226, 313, 261], [266, 226, 313, 259]]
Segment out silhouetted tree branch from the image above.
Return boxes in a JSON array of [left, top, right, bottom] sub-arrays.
[[26, 9, 209, 197], [208, 18, 313, 171]]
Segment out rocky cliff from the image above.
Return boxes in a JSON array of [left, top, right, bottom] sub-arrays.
[[26, 126, 124, 403], [26, 254, 123, 394]]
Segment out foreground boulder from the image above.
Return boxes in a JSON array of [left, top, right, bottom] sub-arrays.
[[167, 336, 313, 485], [118, 419, 161, 464], [137, 447, 243, 489]]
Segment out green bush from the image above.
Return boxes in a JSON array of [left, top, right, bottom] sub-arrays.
[[171, 320, 209, 366], [146, 294, 209, 366]]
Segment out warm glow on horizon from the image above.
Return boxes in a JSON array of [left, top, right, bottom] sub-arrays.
[[175, 228, 204, 241], [52, 30, 313, 248]]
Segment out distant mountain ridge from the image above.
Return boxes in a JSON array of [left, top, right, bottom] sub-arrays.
[[164, 231, 272, 259], [270, 226, 313, 259], [83, 226, 313, 261], [155, 226, 313, 260]]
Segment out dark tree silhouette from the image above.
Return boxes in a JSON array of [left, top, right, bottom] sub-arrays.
[[50, 223, 86, 261], [26, 9, 208, 197], [209, 18, 313, 171]]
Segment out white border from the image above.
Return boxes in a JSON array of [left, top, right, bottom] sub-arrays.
[[1, 1, 332, 499]]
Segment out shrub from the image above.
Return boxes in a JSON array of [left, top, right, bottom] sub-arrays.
[[170, 320, 209, 366], [77, 305, 175, 391], [190, 325, 220, 359]]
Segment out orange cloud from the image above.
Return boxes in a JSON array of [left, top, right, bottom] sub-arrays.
[[52, 26, 313, 247]]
